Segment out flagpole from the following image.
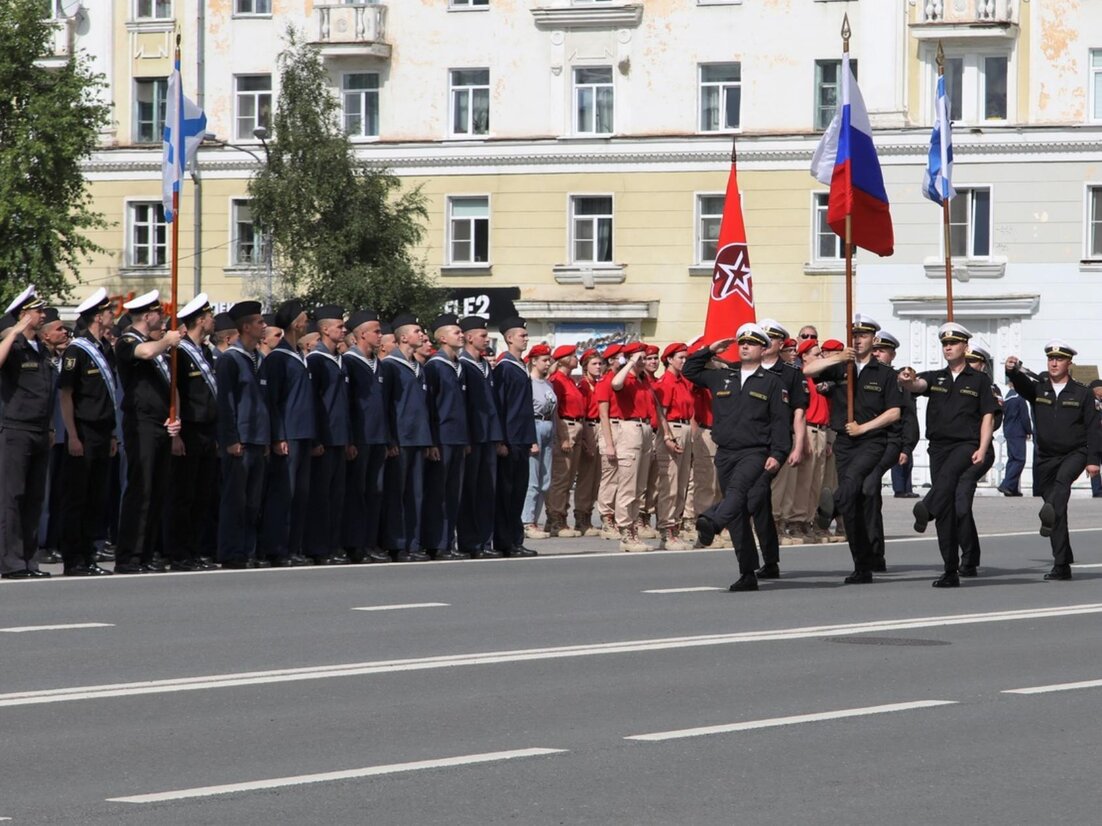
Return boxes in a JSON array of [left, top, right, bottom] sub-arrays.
[[937, 42, 954, 321], [842, 14, 855, 423], [169, 33, 181, 423]]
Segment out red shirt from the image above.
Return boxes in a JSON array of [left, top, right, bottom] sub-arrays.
[[580, 376, 600, 420], [549, 370, 587, 419], [656, 370, 695, 422], [693, 385, 713, 427], [594, 373, 623, 419], [642, 373, 662, 430], [805, 376, 830, 426]]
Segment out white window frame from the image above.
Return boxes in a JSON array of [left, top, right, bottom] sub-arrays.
[[945, 187, 993, 260], [449, 68, 490, 137], [342, 71, 380, 138], [133, 76, 168, 144], [1090, 49, 1102, 124], [229, 198, 267, 268], [125, 200, 167, 269], [134, 0, 172, 20], [814, 58, 856, 131], [573, 66, 614, 136], [695, 192, 725, 265], [446, 196, 491, 265], [921, 47, 1013, 126], [1085, 183, 1102, 261], [235, 74, 272, 141], [812, 192, 844, 263], [698, 63, 741, 133], [569, 194, 614, 265], [449, 0, 489, 8], [234, 0, 272, 16]]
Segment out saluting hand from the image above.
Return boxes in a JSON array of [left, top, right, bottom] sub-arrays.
[[898, 367, 917, 384], [1004, 355, 1020, 373], [709, 337, 736, 354]]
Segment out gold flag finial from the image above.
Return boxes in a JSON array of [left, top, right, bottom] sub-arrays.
[[936, 40, 945, 74], [841, 13, 851, 51]]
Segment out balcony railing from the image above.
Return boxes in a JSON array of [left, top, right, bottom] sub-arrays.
[[918, 0, 1017, 25], [311, 4, 390, 59]]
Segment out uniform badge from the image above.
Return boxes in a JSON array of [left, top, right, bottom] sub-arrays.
[[781, 389, 789, 404], [63, 357, 76, 371]]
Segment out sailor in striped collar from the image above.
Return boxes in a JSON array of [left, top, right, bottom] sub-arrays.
[[493, 316, 539, 558]]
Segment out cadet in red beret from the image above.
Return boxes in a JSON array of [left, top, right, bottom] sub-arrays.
[[546, 344, 587, 537], [652, 342, 694, 549]]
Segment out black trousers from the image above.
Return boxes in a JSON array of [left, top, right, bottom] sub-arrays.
[[494, 445, 529, 552], [833, 434, 888, 573], [306, 445, 347, 558], [218, 444, 267, 563], [60, 421, 114, 570], [1033, 449, 1087, 567], [43, 442, 66, 552], [867, 441, 902, 563], [923, 442, 980, 573], [958, 445, 995, 568], [458, 442, 497, 553], [384, 446, 425, 553], [260, 439, 312, 560], [0, 426, 49, 573], [422, 444, 466, 552], [166, 424, 219, 562], [343, 443, 387, 552], [116, 422, 171, 566], [750, 479, 780, 566], [708, 446, 771, 575]]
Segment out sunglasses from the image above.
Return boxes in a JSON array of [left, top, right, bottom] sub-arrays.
[[799, 334, 817, 340]]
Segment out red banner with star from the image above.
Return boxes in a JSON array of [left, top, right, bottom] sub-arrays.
[[702, 160, 756, 360]]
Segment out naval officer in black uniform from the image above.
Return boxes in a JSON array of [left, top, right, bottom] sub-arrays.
[[0, 286, 53, 579], [1005, 341, 1102, 580], [493, 317, 538, 557]]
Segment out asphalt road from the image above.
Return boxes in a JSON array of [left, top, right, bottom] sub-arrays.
[[4, 509, 1102, 825]]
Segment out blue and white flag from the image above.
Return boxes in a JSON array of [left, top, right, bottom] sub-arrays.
[[162, 58, 207, 223], [922, 74, 955, 205]]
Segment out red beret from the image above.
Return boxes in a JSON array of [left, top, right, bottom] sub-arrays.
[[580, 348, 601, 364], [782, 338, 797, 349], [603, 343, 623, 359], [662, 341, 688, 362], [797, 338, 819, 357], [622, 341, 646, 356], [551, 344, 576, 360], [525, 343, 552, 361], [644, 344, 659, 357], [822, 339, 844, 352]]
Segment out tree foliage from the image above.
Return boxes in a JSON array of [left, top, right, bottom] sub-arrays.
[[0, 0, 110, 305], [249, 28, 443, 321]]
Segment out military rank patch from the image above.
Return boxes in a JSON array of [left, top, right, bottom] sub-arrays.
[[750, 391, 768, 401], [1036, 397, 1053, 405], [959, 387, 978, 397], [862, 383, 881, 392], [716, 390, 731, 397], [929, 386, 949, 393], [1061, 400, 1080, 407]]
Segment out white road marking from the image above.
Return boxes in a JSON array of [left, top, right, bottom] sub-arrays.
[[106, 747, 567, 804], [3, 604, 1100, 708], [625, 700, 957, 741], [351, 603, 449, 612], [1071, 563, 1102, 568], [1003, 678, 1102, 695], [642, 587, 724, 594], [0, 623, 113, 634]]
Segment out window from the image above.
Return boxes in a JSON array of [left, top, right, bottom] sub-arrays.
[[571, 196, 613, 264], [814, 59, 856, 131], [813, 193, 843, 261], [38, 0, 61, 18], [449, 0, 488, 7], [128, 202, 167, 268], [231, 200, 265, 266], [235, 75, 272, 140], [696, 194, 725, 263], [574, 67, 613, 135], [948, 188, 991, 258], [1092, 50, 1102, 122], [982, 56, 1008, 120], [135, 0, 172, 19], [450, 69, 489, 136], [699, 63, 741, 132], [134, 77, 168, 143], [343, 73, 380, 137], [447, 197, 490, 264], [930, 52, 1010, 124], [1088, 186, 1102, 259], [943, 57, 964, 122], [235, 0, 271, 14]]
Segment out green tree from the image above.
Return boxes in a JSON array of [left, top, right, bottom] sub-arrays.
[[249, 28, 443, 321], [0, 0, 111, 305]]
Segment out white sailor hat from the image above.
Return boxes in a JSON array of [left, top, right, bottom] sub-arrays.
[[177, 293, 213, 324], [937, 321, 972, 343], [873, 331, 900, 350], [5, 285, 46, 316], [122, 290, 161, 314], [76, 287, 111, 317], [1044, 339, 1077, 359], [757, 318, 788, 339], [735, 322, 770, 347], [966, 337, 992, 363], [851, 313, 880, 334]]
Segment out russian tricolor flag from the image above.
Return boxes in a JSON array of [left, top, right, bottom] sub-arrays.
[[810, 53, 894, 257]]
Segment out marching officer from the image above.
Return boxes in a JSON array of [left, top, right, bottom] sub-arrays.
[[58, 288, 118, 576], [342, 309, 390, 563], [305, 305, 351, 565], [1005, 341, 1101, 580], [422, 313, 469, 560], [654, 342, 695, 550], [546, 344, 586, 538], [957, 339, 1003, 575], [457, 315, 505, 559], [166, 294, 219, 571], [0, 286, 53, 579], [215, 301, 269, 568], [685, 323, 791, 592], [867, 331, 913, 571], [899, 323, 997, 587], [804, 315, 902, 584], [113, 291, 182, 574], [493, 316, 538, 557]]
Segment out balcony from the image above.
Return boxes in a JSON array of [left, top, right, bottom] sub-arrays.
[[35, 14, 77, 69], [311, 4, 390, 60], [911, 0, 1019, 40]]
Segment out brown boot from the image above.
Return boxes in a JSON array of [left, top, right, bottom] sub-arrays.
[[659, 527, 691, 551], [578, 512, 602, 538], [619, 528, 650, 552], [599, 515, 620, 540], [635, 517, 658, 539]]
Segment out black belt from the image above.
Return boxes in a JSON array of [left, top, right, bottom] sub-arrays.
[[561, 416, 585, 424], [611, 417, 649, 424], [807, 423, 828, 431], [668, 418, 691, 425], [534, 414, 554, 421], [585, 418, 600, 424], [697, 423, 712, 430]]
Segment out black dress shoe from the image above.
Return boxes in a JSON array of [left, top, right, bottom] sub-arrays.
[[328, 551, 351, 565], [26, 569, 51, 577], [394, 551, 424, 563], [1, 570, 34, 579], [113, 562, 145, 574], [870, 557, 887, 573], [843, 570, 873, 584], [815, 488, 835, 529], [170, 559, 204, 572], [959, 565, 978, 578], [932, 572, 960, 588], [1044, 564, 1072, 581], [142, 560, 168, 573], [367, 550, 391, 563], [756, 562, 780, 579], [87, 564, 112, 576], [434, 550, 467, 561], [198, 558, 219, 570], [39, 549, 63, 564], [289, 554, 311, 567], [268, 558, 293, 567], [64, 566, 93, 577], [1038, 503, 1056, 538], [253, 559, 272, 569], [220, 559, 251, 569], [471, 549, 503, 560], [912, 501, 931, 534], [729, 573, 759, 592], [508, 546, 538, 558], [694, 515, 717, 547]]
